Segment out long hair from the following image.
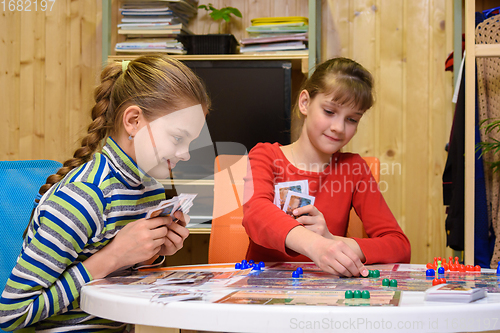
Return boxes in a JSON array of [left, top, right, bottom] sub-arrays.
[[24, 55, 210, 238], [293, 57, 374, 127]]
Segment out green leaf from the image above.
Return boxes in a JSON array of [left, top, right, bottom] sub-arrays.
[[224, 7, 242, 18], [210, 10, 224, 21], [198, 4, 208, 10]]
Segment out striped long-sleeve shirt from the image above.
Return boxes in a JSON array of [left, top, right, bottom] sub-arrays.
[[0, 137, 166, 332]]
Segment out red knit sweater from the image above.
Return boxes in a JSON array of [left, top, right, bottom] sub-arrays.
[[242, 142, 411, 264]]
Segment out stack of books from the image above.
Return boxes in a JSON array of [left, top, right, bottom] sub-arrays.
[[115, 0, 197, 54], [240, 16, 308, 54]]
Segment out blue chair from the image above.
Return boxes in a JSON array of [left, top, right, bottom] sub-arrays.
[[0, 160, 62, 295]]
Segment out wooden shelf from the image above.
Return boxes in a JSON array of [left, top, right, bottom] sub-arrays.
[[108, 53, 310, 75]]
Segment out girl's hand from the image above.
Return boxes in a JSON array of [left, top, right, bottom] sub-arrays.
[[105, 216, 170, 269], [306, 235, 368, 277], [158, 211, 190, 256], [294, 205, 333, 239]]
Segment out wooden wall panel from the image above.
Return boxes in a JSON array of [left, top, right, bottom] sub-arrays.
[[326, 0, 453, 264], [1, 0, 454, 264], [1, 1, 101, 163]]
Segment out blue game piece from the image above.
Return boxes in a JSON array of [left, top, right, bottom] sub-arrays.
[[252, 264, 261, 271], [259, 261, 265, 268], [296, 267, 303, 275], [437, 267, 445, 274], [241, 260, 247, 266], [292, 271, 300, 278], [235, 263, 241, 269], [497, 264, 500, 275], [426, 269, 435, 276], [249, 260, 255, 265]]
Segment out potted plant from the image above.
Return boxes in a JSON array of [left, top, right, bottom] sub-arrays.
[[478, 119, 500, 174], [179, 3, 242, 55]]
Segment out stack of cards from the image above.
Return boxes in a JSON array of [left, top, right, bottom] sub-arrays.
[[424, 284, 487, 303], [145, 193, 197, 221], [274, 180, 315, 217]]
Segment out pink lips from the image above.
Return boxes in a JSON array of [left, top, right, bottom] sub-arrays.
[[166, 159, 176, 169], [324, 134, 341, 142]]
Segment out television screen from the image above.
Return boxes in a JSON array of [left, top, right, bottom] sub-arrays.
[[172, 60, 292, 180]]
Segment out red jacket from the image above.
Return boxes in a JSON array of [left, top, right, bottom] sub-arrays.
[[242, 142, 411, 264]]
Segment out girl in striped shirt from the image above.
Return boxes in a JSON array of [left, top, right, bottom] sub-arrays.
[[0, 55, 210, 332]]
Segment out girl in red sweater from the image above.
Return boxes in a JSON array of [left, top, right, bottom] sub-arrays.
[[242, 58, 411, 277]]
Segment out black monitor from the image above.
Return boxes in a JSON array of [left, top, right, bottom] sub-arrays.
[[171, 60, 292, 180]]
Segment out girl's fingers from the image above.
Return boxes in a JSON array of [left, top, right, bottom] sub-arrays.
[[167, 222, 190, 239], [293, 205, 322, 219]]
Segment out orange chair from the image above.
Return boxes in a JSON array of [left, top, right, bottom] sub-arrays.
[[208, 155, 250, 264], [346, 157, 380, 238], [208, 155, 380, 263]]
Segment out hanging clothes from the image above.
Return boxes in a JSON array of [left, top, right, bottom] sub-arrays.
[[475, 14, 500, 268]]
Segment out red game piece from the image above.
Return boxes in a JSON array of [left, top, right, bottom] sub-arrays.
[[459, 264, 466, 272], [432, 278, 440, 286], [455, 257, 459, 265], [439, 278, 447, 284], [449, 256, 453, 264], [426, 263, 433, 269], [443, 263, 449, 271], [475, 265, 481, 272], [449, 263, 456, 271], [466, 265, 473, 272], [438, 257, 442, 262]]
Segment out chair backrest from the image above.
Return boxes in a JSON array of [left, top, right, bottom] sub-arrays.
[[0, 160, 62, 291], [346, 156, 380, 238], [208, 155, 249, 264]]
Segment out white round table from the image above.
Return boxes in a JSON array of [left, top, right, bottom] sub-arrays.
[[80, 263, 500, 333]]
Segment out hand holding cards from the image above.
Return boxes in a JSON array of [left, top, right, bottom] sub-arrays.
[[145, 193, 197, 225], [274, 180, 315, 217]]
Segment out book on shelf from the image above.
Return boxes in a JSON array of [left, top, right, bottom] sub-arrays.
[[240, 41, 307, 53], [240, 33, 308, 45], [424, 284, 487, 303], [250, 16, 309, 26], [117, 0, 198, 53], [241, 16, 308, 54]]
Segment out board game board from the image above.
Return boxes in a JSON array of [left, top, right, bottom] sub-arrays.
[[215, 289, 401, 306], [228, 263, 500, 293]]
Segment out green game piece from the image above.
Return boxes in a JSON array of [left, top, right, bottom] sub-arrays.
[[437, 260, 442, 269], [353, 290, 362, 298], [390, 279, 398, 288], [361, 290, 370, 299], [345, 290, 354, 299], [373, 270, 380, 278], [382, 278, 390, 286], [367, 270, 373, 277]]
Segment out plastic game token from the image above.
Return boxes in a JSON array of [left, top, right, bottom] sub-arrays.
[[475, 265, 481, 272], [437, 267, 445, 274], [353, 290, 362, 298], [361, 290, 370, 299], [292, 271, 300, 278], [249, 260, 255, 265], [389, 279, 398, 288], [235, 263, 241, 269], [259, 261, 265, 268], [252, 265, 261, 271], [432, 278, 440, 286], [382, 278, 390, 286], [296, 267, 303, 275], [373, 270, 380, 278], [439, 278, 447, 284], [496, 264, 500, 275], [426, 269, 435, 277], [345, 290, 354, 299]]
